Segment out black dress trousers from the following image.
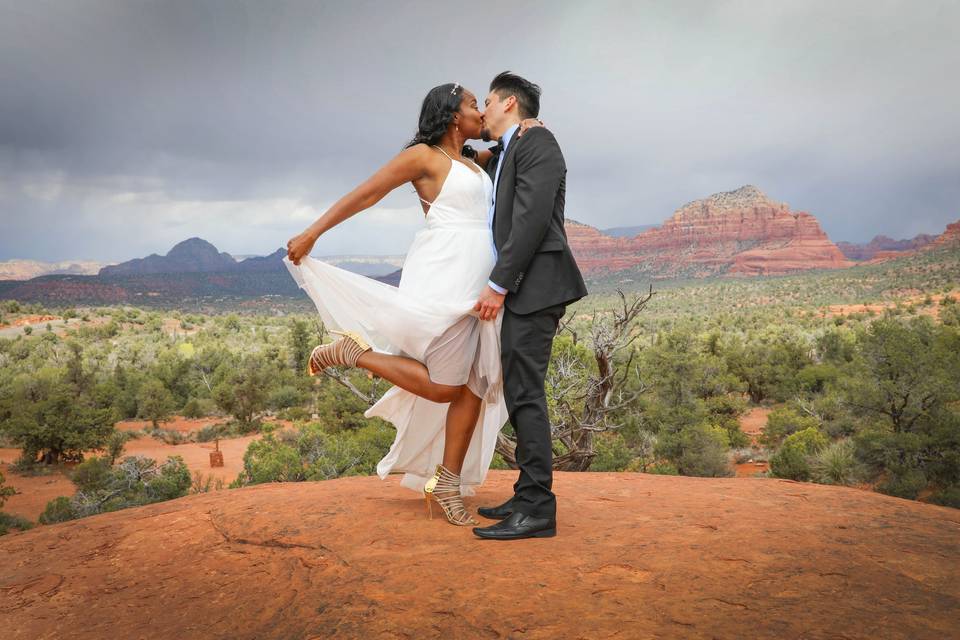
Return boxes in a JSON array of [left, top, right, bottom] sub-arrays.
[[499, 300, 567, 520]]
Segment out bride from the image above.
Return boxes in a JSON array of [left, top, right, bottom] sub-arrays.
[[284, 83, 540, 526]]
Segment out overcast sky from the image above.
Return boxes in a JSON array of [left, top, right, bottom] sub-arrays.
[[1, 0, 958, 263]]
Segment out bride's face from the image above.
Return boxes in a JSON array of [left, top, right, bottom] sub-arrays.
[[455, 90, 483, 140]]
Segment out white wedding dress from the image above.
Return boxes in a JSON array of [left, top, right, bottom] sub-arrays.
[[282, 148, 509, 496]]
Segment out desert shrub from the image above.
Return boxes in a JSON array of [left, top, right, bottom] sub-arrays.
[[877, 468, 928, 500], [647, 462, 680, 475], [0, 470, 29, 534], [232, 435, 302, 485], [656, 423, 733, 477], [38, 496, 77, 524], [810, 438, 863, 485], [941, 304, 960, 326], [278, 406, 311, 422], [590, 432, 634, 471], [816, 329, 856, 363], [313, 379, 377, 432], [761, 407, 820, 448], [194, 423, 226, 442], [268, 385, 307, 410], [0, 512, 34, 535], [191, 471, 225, 493], [769, 427, 829, 481], [151, 429, 192, 445], [489, 451, 511, 470], [0, 470, 14, 508], [182, 396, 217, 418], [704, 395, 751, 449], [929, 486, 960, 509], [231, 422, 394, 487], [724, 333, 812, 403], [39, 455, 191, 524], [103, 430, 130, 465], [795, 363, 840, 395]]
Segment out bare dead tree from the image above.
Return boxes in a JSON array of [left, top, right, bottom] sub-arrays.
[[496, 286, 655, 471]]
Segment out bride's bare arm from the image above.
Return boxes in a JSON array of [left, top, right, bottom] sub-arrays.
[[474, 149, 494, 168], [287, 146, 430, 263]]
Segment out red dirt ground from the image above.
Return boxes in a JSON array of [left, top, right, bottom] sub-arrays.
[[2, 471, 957, 639]]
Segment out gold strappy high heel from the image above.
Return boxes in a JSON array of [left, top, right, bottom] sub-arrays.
[[307, 330, 372, 376], [423, 463, 479, 526]]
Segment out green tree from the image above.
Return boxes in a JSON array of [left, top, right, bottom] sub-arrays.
[[288, 318, 312, 373], [840, 316, 959, 434], [136, 378, 176, 429], [213, 353, 273, 428], [1, 368, 117, 464]]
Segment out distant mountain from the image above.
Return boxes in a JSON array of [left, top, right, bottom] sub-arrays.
[[234, 248, 288, 273], [99, 238, 237, 276], [836, 234, 938, 261], [376, 269, 403, 286], [0, 259, 110, 280], [566, 185, 852, 278], [600, 224, 658, 238], [2, 207, 956, 306], [0, 239, 403, 305]]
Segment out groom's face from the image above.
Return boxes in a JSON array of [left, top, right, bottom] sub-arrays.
[[481, 90, 513, 141]]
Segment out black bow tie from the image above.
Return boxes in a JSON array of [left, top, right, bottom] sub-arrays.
[[490, 137, 504, 154]]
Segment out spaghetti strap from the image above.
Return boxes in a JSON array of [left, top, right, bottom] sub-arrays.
[[431, 144, 455, 161]]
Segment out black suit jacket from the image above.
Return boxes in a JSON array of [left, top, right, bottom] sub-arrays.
[[486, 126, 588, 315]]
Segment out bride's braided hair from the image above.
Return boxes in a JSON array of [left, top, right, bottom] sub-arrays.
[[405, 83, 477, 159]]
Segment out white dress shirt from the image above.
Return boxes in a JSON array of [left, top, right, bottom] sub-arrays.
[[487, 122, 520, 295]]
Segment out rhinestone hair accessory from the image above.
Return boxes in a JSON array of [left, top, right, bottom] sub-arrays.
[[449, 82, 460, 95]]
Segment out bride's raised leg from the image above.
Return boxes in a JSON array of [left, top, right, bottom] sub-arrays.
[[355, 351, 463, 403]]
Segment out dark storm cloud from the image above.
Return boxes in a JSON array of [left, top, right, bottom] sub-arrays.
[[1, 0, 958, 262]]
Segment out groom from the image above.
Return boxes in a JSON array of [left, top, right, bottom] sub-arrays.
[[473, 71, 588, 540]]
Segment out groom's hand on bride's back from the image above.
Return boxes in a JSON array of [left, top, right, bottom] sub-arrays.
[[475, 285, 506, 321]]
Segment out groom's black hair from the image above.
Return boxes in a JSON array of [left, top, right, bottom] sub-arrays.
[[489, 71, 541, 119]]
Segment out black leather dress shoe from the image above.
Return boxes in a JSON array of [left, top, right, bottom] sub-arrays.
[[472, 511, 556, 540], [477, 496, 516, 520]]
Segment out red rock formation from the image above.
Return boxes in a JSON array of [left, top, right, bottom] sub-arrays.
[[928, 220, 960, 249], [566, 185, 853, 278], [837, 234, 937, 261]]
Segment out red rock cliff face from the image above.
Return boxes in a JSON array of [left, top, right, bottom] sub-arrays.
[[566, 185, 853, 278], [928, 220, 960, 249]]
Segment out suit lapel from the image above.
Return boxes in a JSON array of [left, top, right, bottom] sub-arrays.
[[493, 126, 522, 233]]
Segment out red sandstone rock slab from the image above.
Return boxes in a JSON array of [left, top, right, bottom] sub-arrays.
[[2, 471, 957, 639]]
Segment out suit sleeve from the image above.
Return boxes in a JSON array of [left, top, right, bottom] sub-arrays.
[[488, 128, 564, 294]]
